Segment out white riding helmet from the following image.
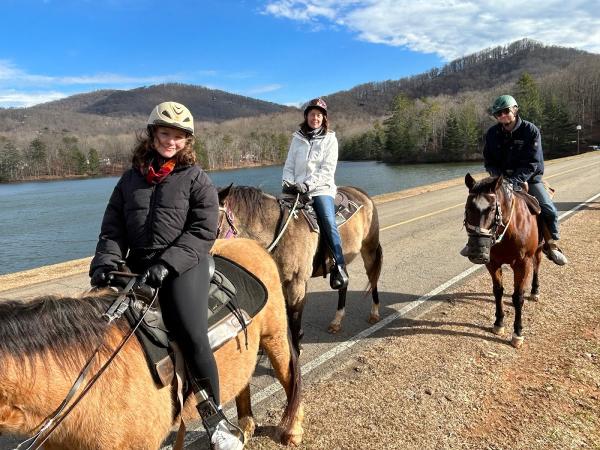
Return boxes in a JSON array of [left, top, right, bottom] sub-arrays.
[[147, 101, 194, 135]]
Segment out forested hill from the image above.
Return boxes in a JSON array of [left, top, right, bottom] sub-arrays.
[[324, 39, 594, 116], [0, 83, 294, 134]]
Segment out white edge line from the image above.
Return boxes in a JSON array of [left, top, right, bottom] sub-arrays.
[[164, 191, 600, 448]]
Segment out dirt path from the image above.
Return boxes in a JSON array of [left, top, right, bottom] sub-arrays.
[[248, 208, 599, 450]]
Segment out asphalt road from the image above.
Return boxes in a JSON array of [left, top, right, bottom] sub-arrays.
[[1, 152, 599, 449]]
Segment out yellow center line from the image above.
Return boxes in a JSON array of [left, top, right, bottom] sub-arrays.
[[379, 160, 600, 232], [380, 203, 463, 231]]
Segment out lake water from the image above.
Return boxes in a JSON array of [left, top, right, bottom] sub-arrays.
[[0, 161, 482, 275]]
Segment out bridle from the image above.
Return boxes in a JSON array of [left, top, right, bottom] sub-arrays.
[[217, 203, 239, 239], [464, 186, 515, 246], [217, 194, 302, 253]]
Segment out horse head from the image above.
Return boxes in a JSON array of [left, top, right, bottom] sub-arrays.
[[216, 184, 273, 240], [463, 173, 514, 264]]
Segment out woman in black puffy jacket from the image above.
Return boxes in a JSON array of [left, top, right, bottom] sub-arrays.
[[90, 101, 243, 450]]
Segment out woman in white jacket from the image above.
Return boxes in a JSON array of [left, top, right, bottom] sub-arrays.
[[282, 98, 349, 290]]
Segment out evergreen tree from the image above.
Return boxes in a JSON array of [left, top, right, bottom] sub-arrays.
[[0, 140, 22, 182], [542, 96, 576, 157], [88, 148, 100, 175], [26, 137, 48, 177], [515, 72, 544, 126], [443, 113, 463, 161], [383, 94, 417, 162]]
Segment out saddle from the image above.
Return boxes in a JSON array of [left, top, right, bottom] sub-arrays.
[[125, 254, 268, 388], [514, 190, 541, 215], [278, 188, 363, 233]]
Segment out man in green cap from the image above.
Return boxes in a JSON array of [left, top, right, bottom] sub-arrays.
[[460, 94, 568, 265]]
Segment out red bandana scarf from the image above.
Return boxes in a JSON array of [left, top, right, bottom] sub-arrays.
[[145, 158, 176, 185]]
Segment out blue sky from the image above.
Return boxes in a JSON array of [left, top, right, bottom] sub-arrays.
[[1, 0, 599, 108]]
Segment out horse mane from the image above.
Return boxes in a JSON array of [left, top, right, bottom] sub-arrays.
[[227, 185, 271, 227], [0, 292, 129, 376], [471, 176, 500, 194]]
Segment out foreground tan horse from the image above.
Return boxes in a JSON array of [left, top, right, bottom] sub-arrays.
[[218, 185, 383, 351], [0, 239, 303, 449]]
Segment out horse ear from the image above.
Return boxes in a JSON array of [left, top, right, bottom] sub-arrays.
[[465, 173, 475, 190], [217, 183, 233, 205]]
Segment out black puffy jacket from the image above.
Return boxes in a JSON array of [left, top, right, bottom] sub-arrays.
[[483, 117, 545, 184], [90, 164, 218, 276]]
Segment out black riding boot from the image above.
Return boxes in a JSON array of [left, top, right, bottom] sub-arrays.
[[330, 264, 349, 290], [194, 388, 244, 450]]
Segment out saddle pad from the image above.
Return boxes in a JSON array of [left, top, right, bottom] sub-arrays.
[[127, 255, 268, 386], [208, 254, 268, 327], [297, 189, 363, 232]]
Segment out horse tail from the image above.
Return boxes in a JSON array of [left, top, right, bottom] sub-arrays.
[[363, 196, 383, 294], [366, 242, 383, 294], [279, 326, 302, 441]]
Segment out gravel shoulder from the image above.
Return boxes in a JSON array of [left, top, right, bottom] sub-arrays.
[[248, 208, 600, 450]]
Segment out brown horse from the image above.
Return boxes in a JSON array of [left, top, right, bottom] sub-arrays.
[[0, 238, 303, 449], [217, 185, 383, 351], [463, 174, 543, 348]]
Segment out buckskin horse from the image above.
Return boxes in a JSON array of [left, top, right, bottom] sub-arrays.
[[463, 173, 543, 348], [217, 185, 383, 352], [0, 238, 303, 449]]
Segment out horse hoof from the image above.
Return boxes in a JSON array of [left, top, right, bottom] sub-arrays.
[[529, 293, 540, 302], [492, 325, 505, 335], [368, 314, 380, 324], [511, 333, 524, 349], [282, 431, 303, 447], [238, 416, 256, 443], [328, 323, 341, 334]]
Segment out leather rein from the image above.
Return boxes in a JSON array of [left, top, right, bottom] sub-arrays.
[[15, 274, 158, 450]]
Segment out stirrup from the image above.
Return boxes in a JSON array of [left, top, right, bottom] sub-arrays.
[[330, 264, 349, 290], [196, 394, 245, 449]]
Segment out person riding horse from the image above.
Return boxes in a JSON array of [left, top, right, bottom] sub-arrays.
[[282, 97, 349, 289], [460, 94, 568, 266], [89, 102, 244, 450]]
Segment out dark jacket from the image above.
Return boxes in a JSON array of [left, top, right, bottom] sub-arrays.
[[483, 117, 544, 184], [90, 164, 218, 276]]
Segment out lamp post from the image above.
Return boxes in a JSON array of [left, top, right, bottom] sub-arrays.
[[576, 125, 582, 154]]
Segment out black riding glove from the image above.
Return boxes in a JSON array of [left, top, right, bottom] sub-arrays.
[[90, 267, 114, 287], [294, 182, 309, 194], [141, 263, 170, 288]]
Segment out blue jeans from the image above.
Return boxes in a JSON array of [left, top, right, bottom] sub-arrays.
[[528, 182, 560, 240], [312, 195, 345, 266]]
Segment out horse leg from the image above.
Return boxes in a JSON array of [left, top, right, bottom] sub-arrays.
[[510, 259, 531, 349], [235, 384, 256, 443], [284, 280, 308, 353], [486, 262, 505, 335], [361, 242, 383, 324], [328, 287, 347, 333], [530, 247, 542, 302]]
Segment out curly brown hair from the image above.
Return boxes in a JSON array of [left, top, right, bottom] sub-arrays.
[[131, 127, 196, 169]]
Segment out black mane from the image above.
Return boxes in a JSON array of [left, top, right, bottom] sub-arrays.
[[0, 293, 129, 375]]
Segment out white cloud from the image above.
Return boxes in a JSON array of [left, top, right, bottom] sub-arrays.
[[246, 84, 283, 95], [0, 90, 68, 108], [264, 0, 600, 60], [0, 60, 224, 107]]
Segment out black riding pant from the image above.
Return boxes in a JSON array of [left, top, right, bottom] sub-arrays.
[[129, 254, 221, 404]]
